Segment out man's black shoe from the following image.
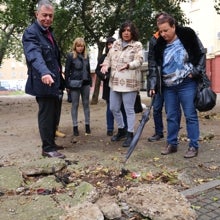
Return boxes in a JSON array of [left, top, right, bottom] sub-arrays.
[[184, 147, 198, 158], [42, 151, 66, 159], [148, 134, 164, 142], [107, 131, 113, 136], [161, 144, 177, 155]]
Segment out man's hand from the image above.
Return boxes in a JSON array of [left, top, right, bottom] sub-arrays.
[[188, 73, 193, 78], [149, 89, 155, 97], [41, 74, 54, 86]]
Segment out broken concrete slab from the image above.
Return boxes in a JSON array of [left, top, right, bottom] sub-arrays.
[[119, 183, 197, 220], [20, 158, 67, 176], [0, 166, 24, 192]]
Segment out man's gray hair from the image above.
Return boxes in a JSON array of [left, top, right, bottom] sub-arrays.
[[37, 0, 54, 11]]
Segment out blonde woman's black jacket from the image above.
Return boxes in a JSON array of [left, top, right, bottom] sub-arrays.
[[148, 26, 207, 94], [64, 52, 92, 88]]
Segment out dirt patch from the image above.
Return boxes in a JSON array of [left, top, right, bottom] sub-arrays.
[[0, 93, 220, 190]]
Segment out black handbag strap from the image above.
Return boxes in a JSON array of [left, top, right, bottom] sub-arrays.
[[198, 72, 211, 89]]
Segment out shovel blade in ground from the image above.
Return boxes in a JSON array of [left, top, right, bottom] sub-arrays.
[[125, 97, 154, 163]]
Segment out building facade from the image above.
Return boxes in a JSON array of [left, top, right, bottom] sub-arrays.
[[1, 1, 220, 92], [181, 0, 220, 92], [0, 57, 27, 90]]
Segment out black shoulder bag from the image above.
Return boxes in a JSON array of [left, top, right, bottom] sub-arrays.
[[134, 92, 143, 113], [194, 72, 216, 112], [67, 53, 83, 89]]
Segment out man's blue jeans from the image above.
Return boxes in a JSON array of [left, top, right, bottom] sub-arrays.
[[106, 102, 114, 132], [152, 93, 181, 137], [163, 78, 199, 148]]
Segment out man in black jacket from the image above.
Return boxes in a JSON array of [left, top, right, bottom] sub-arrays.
[[147, 12, 167, 142], [22, 0, 65, 159]]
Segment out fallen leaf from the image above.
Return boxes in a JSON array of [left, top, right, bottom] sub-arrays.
[[191, 205, 201, 210], [209, 165, 218, 170], [153, 157, 160, 161]]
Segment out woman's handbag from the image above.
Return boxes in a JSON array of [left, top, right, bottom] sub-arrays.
[[134, 92, 143, 113], [66, 53, 84, 89], [194, 73, 216, 112], [68, 79, 83, 89]]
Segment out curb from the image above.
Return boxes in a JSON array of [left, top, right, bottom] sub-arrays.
[[181, 180, 220, 196]]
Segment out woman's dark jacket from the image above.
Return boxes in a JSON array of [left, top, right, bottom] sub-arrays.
[[64, 52, 92, 88], [148, 26, 207, 94], [22, 21, 64, 97], [95, 54, 111, 102]]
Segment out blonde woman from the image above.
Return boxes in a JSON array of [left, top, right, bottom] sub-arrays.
[[64, 38, 92, 136]]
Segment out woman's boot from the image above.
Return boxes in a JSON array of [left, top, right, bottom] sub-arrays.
[[111, 128, 126, 141], [85, 124, 91, 134], [122, 132, 133, 147], [73, 126, 79, 136]]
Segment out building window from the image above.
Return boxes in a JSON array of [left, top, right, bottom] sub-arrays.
[[11, 72, 16, 78]]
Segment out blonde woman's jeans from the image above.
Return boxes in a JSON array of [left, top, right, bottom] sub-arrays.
[[70, 85, 90, 126]]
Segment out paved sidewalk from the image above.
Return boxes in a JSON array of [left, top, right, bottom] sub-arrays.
[[181, 180, 220, 220]]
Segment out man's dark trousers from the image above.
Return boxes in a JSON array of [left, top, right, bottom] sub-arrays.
[[36, 96, 59, 152]]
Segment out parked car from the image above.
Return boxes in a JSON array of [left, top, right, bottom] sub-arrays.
[[0, 86, 8, 91]]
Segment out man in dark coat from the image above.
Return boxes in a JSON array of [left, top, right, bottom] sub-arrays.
[[22, 0, 65, 158]]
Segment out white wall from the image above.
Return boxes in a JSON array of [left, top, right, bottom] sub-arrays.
[[181, 0, 220, 56]]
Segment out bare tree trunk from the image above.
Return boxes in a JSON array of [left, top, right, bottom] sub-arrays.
[[90, 42, 105, 104], [90, 76, 101, 105]]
